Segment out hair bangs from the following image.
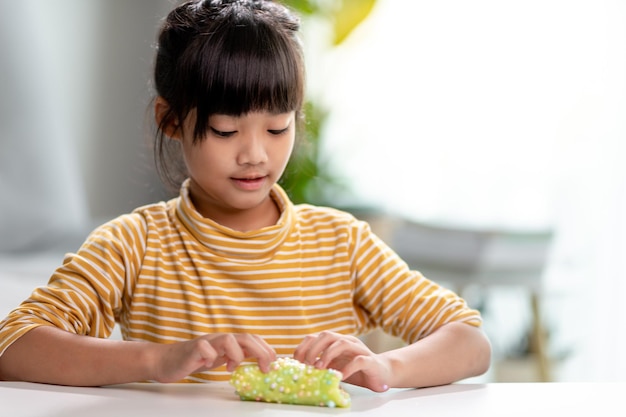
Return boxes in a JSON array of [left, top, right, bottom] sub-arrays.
[[192, 21, 304, 140]]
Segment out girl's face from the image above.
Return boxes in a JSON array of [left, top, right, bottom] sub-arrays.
[[179, 110, 296, 229]]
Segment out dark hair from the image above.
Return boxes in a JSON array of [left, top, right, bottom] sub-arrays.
[[153, 0, 305, 190]]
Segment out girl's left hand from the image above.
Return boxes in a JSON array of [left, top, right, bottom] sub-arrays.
[[293, 331, 392, 392]]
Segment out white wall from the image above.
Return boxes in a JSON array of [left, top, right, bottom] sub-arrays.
[[0, 0, 174, 254]]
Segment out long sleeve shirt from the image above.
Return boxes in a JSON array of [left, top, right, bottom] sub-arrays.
[[0, 180, 482, 382]]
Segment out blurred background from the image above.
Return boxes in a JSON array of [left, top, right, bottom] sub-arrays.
[[1, 0, 625, 382]]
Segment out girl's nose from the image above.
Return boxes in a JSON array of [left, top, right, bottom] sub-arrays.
[[237, 134, 268, 165]]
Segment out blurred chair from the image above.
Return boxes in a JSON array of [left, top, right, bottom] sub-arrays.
[[355, 211, 554, 381]]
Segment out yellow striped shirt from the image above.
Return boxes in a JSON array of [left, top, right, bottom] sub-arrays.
[[0, 181, 482, 382]]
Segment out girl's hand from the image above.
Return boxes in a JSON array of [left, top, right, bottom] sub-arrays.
[[154, 333, 276, 383], [293, 331, 392, 393]]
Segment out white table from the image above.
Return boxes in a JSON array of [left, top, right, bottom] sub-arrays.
[[1, 381, 623, 417]]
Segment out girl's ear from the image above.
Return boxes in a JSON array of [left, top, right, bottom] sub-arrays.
[[155, 96, 182, 140]]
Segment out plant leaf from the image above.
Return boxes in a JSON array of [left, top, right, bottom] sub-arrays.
[[332, 0, 377, 45]]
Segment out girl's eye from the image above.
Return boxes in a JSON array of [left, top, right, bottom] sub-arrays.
[[268, 127, 289, 136], [210, 127, 235, 138]]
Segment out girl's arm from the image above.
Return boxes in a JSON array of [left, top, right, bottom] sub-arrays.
[[376, 321, 491, 388], [310, 219, 492, 390], [0, 325, 276, 386]]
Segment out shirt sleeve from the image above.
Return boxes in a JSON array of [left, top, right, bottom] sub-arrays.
[[0, 213, 146, 357], [350, 220, 482, 344]]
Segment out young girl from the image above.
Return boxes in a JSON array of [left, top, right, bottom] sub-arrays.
[[0, 0, 490, 391]]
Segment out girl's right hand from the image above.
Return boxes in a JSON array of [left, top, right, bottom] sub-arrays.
[[153, 333, 276, 383]]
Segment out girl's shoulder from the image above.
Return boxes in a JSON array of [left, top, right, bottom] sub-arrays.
[[292, 204, 387, 229], [291, 203, 376, 238], [87, 198, 177, 241], [293, 203, 361, 225], [130, 199, 174, 221]]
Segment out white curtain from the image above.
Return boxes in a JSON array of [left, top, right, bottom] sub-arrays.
[[317, 0, 626, 381]]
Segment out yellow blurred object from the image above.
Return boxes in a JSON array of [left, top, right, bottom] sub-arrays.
[[332, 0, 377, 45]]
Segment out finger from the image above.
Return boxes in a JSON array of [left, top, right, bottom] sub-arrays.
[[211, 335, 246, 372], [196, 338, 219, 360], [292, 334, 318, 364], [316, 336, 366, 369], [239, 334, 276, 372], [303, 331, 344, 365], [341, 356, 390, 393], [190, 339, 222, 371], [337, 354, 368, 381]]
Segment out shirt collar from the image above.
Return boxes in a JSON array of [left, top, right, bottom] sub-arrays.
[[175, 179, 294, 261]]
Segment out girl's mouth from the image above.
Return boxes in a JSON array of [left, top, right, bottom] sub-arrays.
[[232, 175, 267, 191]]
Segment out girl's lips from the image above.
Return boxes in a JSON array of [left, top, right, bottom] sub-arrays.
[[232, 176, 267, 191]]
